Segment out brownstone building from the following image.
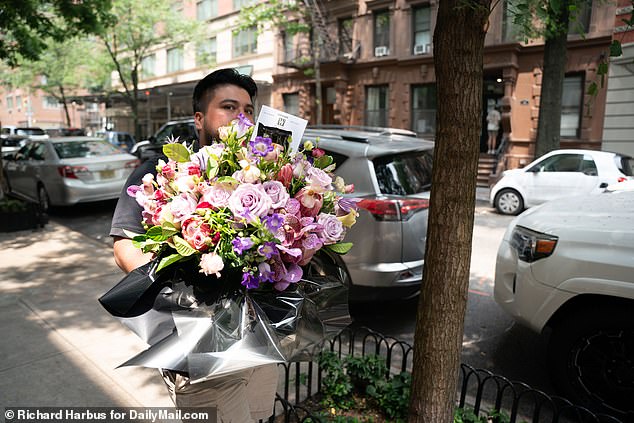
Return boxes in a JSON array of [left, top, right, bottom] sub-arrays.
[[271, 0, 619, 182]]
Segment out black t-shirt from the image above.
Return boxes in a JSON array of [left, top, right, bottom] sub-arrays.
[[110, 157, 162, 238]]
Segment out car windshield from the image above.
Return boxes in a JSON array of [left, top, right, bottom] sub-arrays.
[[615, 155, 634, 176], [16, 128, 46, 136], [53, 140, 122, 158], [1, 138, 25, 147], [373, 151, 433, 195]]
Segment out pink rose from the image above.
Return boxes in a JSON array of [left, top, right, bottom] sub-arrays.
[[169, 192, 198, 223], [263, 181, 290, 209], [182, 218, 212, 251], [295, 187, 323, 217], [201, 183, 234, 208], [305, 167, 332, 193], [228, 183, 273, 223], [317, 213, 345, 244]]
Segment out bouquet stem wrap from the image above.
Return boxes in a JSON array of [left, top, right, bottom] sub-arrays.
[[99, 250, 351, 383]]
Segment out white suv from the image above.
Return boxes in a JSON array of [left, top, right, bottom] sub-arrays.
[[494, 188, 634, 418]]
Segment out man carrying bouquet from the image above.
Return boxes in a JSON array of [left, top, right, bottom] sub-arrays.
[[109, 68, 279, 422]]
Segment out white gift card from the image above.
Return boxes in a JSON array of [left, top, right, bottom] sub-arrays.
[[251, 105, 308, 153]]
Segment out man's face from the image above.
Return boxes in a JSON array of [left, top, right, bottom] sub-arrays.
[[194, 84, 255, 145]]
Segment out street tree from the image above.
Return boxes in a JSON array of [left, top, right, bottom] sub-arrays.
[[408, 0, 491, 421], [96, 0, 203, 141], [9, 36, 113, 127], [0, 0, 112, 66]]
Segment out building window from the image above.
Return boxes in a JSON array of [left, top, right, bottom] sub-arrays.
[[412, 6, 431, 55], [569, 0, 592, 35], [233, 0, 255, 9], [43, 96, 61, 109], [233, 27, 257, 57], [283, 93, 300, 116], [141, 54, 156, 78], [560, 74, 583, 138], [6, 96, 13, 110], [411, 84, 437, 134], [339, 17, 353, 55], [502, 0, 519, 41], [373, 10, 390, 56], [197, 0, 217, 21], [167, 47, 184, 73], [15, 95, 22, 111], [197, 37, 217, 66], [283, 32, 297, 62], [365, 85, 389, 127]]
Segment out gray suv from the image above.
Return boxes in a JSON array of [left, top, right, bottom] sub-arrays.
[[131, 118, 197, 160], [305, 126, 434, 301]]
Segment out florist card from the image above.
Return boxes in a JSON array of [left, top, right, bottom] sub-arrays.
[[251, 105, 308, 153]]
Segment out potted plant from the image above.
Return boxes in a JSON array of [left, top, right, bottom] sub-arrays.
[[0, 196, 46, 232]]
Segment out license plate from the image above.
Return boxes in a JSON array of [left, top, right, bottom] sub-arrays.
[[100, 169, 115, 179]]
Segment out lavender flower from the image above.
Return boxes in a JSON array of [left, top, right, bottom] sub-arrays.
[[258, 262, 274, 283], [235, 113, 254, 138], [232, 237, 254, 255], [257, 241, 278, 259], [241, 272, 260, 289], [249, 136, 274, 157], [262, 213, 284, 233]]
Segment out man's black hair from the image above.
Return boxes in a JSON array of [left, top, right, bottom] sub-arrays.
[[192, 68, 258, 114]]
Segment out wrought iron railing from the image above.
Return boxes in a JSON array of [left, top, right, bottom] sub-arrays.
[[258, 327, 624, 422]]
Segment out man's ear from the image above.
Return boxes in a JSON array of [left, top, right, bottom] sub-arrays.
[[194, 111, 204, 130]]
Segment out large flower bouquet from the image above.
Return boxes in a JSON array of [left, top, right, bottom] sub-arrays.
[[99, 114, 356, 381], [126, 114, 356, 291]]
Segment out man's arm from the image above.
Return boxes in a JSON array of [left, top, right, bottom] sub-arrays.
[[113, 236, 154, 273]]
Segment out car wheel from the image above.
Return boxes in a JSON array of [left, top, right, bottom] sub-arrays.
[[494, 189, 524, 215], [37, 184, 50, 214], [548, 306, 634, 416]]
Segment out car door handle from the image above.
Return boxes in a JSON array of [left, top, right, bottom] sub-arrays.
[[599, 182, 608, 188]]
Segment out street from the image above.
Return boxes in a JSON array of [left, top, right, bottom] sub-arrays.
[[49, 199, 556, 398]]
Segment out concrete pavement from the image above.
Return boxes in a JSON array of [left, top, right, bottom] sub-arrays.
[[0, 186, 492, 413]]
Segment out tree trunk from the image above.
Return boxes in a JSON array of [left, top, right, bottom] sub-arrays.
[[132, 68, 141, 142], [408, 0, 490, 421], [312, 29, 323, 125], [60, 86, 71, 127], [535, 0, 570, 158]]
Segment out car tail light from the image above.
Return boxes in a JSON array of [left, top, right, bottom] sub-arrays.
[[58, 165, 89, 179], [125, 159, 141, 168], [510, 225, 558, 262], [357, 198, 429, 221], [617, 177, 627, 183]]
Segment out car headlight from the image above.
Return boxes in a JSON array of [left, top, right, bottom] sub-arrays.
[[510, 225, 558, 262]]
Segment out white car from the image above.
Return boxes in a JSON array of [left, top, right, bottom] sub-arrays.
[[490, 149, 633, 215], [494, 189, 634, 417]]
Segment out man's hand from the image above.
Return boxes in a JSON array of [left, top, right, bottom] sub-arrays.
[[113, 236, 154, 273]]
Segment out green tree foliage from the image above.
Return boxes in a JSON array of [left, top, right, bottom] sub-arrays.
[[96, 0, 204, 140], [0, 0, 112, 66]]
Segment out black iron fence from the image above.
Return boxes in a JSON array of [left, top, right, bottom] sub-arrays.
[[261, 327, 624, 423]]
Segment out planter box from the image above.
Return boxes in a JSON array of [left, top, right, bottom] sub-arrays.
[[0, 200, 47, 233]]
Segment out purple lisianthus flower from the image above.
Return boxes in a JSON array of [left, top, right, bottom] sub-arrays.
[[274, 263, 302, 291], [249, 136, 274, 157], [263, 181, 290, 209], [336, 197, 358, 214], [258, 262, 274, 283], [262, 213, 284, 233], [241, 272, 260, 289], [302, 233, 323, 250], [232, 237, 254, 255], [236, 113, 254, 139], [257, 241, 278, 259]]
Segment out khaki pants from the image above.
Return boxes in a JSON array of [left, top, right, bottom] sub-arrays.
[[161, 364, 279, 423]]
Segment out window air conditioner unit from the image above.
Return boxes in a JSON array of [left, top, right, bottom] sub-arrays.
[[374, 46, 388, 57], [414, 44, 431, 55]]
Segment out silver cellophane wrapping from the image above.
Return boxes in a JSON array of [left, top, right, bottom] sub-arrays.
[[99, 250, 351, 384]]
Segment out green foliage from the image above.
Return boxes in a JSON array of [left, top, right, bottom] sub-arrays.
[[236, 0, 309, 35], [325, 243, 354, 255], [0, 0, 112, 66], [318, 351, 354, 410], [0, 197, 30, 213]]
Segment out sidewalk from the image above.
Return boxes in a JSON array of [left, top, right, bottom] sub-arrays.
[[0, 222, 173, 409]]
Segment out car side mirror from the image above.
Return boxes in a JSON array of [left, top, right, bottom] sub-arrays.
[[526, 167, 539, 173], [149, 135, 157, 144]]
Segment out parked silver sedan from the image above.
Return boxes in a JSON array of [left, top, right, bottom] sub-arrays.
[[3, 137, 140, 212]]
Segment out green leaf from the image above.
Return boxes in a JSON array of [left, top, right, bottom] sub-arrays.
[[163, 143, 191, 162], [313, 155, 333, 169], [216, 176, 239, 185], [146, 225, 165, 240], [597, 61, 609, 76], [609, 40, 623, 57], [586, 81, 598, 96], [173, 235, 197, 256], [206, 157, 219, 179], [326, 242, 354, 254], [156, 253, 185, 272]]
